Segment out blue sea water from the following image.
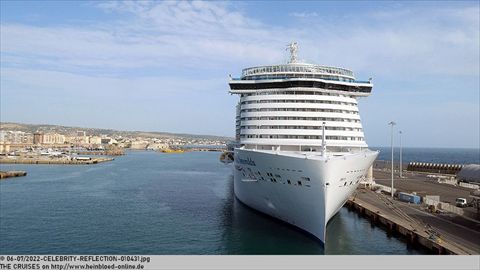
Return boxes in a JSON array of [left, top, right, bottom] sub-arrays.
[[0, 151, 428, 255], [371, 147, 479, 164]]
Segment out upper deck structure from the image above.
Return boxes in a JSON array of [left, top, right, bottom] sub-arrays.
[[229, 43, 374, 152]]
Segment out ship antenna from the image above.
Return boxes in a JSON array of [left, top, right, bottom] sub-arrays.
[[286, 42, 298, 63], [321, 122, 327, 156]]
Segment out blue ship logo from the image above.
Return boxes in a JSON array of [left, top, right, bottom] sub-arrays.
[[238, 157, 256, 166]]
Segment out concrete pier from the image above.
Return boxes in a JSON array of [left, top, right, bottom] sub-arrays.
[[344, 164, 480, 255], [0, 157, 113, 165], [345, 189, 479, 254]]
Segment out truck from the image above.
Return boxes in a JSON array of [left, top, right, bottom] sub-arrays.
[[455, 198, 468, 208]]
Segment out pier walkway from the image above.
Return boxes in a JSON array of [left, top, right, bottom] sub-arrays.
[[374, 170, 479, 221], [348, 188, 480, 254]]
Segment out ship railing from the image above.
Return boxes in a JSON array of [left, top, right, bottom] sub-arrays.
[[231, 76, 370, 84]]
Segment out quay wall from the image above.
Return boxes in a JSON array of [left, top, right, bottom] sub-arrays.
[[0, 157, 113, 165], [345, 199, 465, 255]]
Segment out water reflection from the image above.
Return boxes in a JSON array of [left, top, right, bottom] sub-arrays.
[[219, 174, 325, 254], [220, 172, 424, 255]]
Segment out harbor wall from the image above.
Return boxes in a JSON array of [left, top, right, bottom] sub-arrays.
[[345, 199, 460, 254], [0, 157, 113, 165], [374, 160, 466, 175]]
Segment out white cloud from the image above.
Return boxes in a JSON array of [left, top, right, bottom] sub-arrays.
[[1, 1, 477, 78], [294, 6, 480, 78], [1, 1, 287, 73], [289, 12, 319, 18]]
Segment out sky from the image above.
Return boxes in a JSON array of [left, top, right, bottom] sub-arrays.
[[0, 0, 479, 148]]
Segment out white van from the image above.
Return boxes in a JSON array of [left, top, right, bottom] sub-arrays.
[[455, 198, 468, 208]]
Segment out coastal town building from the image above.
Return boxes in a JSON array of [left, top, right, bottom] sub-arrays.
[[1, 131, 33, 144], [0, 128, 228, 153], [42, 133, 66, 144]]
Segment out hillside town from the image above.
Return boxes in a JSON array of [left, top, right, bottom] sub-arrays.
[[0, 126, 228, 156]]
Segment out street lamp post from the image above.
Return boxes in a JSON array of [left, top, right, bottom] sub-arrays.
[[399, 131, 403, 179], [389, 121, 396, 198]]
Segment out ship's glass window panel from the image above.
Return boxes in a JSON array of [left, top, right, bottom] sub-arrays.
[[298, 181, 302, 186]]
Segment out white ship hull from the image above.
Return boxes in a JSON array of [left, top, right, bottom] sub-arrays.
[[233, 148, 378, 243]]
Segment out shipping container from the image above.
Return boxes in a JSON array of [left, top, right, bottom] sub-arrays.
[[398, 192, 421, 204]]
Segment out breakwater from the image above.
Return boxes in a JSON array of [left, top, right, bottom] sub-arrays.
[[0, 170, 27, 179], [0, 157, 113, 165], [373, 160, 466, 175], [407, 162, 463, 175], [77, 148, 124, 156]]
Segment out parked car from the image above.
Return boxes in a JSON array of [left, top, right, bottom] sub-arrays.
[[455, 198, 468, 208]]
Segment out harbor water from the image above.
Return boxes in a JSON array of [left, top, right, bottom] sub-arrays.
[[3, 150, 466, 255]]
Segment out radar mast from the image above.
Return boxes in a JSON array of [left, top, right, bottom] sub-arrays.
[[287, 42, 298, 63]]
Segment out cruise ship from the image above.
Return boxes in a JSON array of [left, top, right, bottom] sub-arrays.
[[228, 43, 378, 243]]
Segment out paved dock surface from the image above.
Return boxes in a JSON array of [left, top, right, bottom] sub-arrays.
[[373, 170, 479, 220], [352, 188, 480, 254]]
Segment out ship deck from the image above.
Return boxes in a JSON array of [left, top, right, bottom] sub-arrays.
[[237, 148, 378, 161]]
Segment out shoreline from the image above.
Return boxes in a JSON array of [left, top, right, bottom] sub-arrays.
[[0, 157, 114, 165]]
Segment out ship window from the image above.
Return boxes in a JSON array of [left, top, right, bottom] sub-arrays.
[[344, 182, 347, 186], [298, 181, 302, 186], [287, 180, 291, 184]]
